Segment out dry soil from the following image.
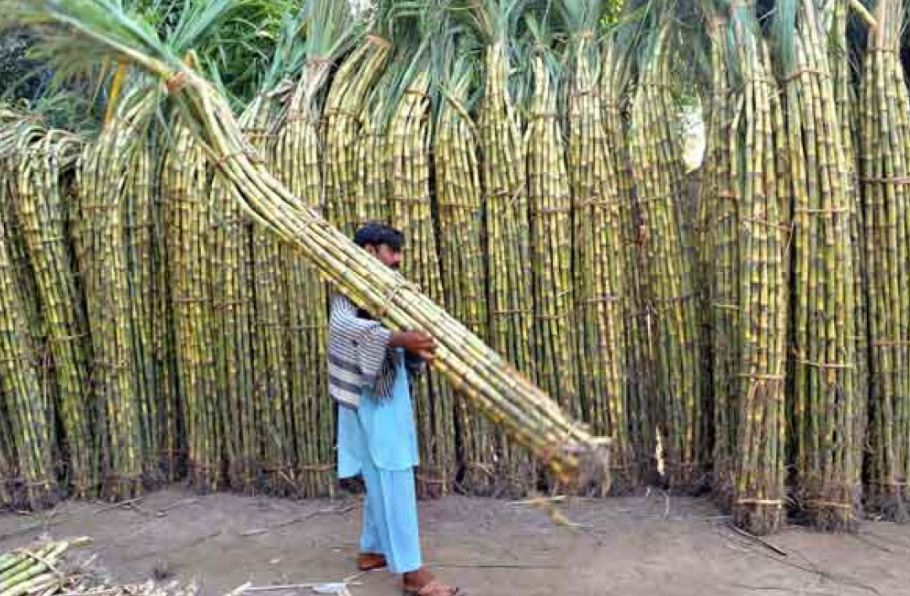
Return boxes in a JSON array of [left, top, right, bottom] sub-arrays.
[[1, 487, 908, 595]]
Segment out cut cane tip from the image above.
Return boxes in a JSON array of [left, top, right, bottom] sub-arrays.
[[559, 439, 613, 496]]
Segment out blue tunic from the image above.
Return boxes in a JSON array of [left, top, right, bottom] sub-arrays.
[[337, 348, 420, 476], [336, 347, 424, 573]]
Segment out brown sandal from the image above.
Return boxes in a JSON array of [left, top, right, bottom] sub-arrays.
[[356, 552, 387, 571], [402, 579, 461, 595]]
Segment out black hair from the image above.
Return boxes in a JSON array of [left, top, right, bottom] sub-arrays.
[[353, 222, 404, 251]]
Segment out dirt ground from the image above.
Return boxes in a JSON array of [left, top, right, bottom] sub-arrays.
[[1, 486, 909, 596]]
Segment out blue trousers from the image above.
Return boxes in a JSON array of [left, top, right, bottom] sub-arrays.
[[358, 455, 422, 574]]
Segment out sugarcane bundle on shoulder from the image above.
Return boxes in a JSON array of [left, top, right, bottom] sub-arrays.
[[23, 0, 611, 492]]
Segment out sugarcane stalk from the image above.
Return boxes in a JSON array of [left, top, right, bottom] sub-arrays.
[[730, 31, 787, 535], [0, 207, 57, 509], [629, 24, 704, 490], [386, 61, 457, 496], [324, 35, 392, 235], [477, 36, 539, 496], [246, 95, 294, 495], [434, 54, 494, 494], [565, 32, 630, 492], [1, 119, 97, 499], [860, 0, 910, 519], [272, 57, 335, 498], [782, 0, 861, 529], [702, 16, 740, 503], [161, 122, 222, 492], [601, 38, 657, 485]]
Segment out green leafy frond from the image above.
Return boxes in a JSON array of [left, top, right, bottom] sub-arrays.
[[167, 0, 243, 55], [769, 0, 798, 74], [558, 0, 604, 37], [448, 0, 528, 44], [301, 0, 364, 62]]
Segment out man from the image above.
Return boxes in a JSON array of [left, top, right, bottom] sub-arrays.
[[328, 223, 460, 596]]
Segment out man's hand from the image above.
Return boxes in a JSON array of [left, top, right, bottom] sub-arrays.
[[415, 349, 435, 363], [389, 330, 437, 362]]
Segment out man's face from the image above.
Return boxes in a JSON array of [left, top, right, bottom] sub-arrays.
[[365, 243, 402, 270]]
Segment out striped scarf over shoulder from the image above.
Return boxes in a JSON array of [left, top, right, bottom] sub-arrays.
[[327, 293, 425, 409]]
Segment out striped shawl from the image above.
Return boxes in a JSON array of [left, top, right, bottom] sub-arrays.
[[327, 293, 424, 408]]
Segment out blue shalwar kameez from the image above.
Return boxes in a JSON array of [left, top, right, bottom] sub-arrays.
[[337, 348, 422, 574]]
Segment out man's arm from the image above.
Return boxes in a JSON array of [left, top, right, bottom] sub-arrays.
[[330, 295, 435, 377]]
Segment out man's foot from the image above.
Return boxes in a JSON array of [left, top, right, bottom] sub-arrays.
[[356, 552, 387, 571], [402, 567, 460, 595]]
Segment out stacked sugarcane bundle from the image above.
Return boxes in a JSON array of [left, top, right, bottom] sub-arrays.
[[829, 0, 868, 506], [701, 15, 740, 501], [724, 7, 789, 534], [457, 0, 539, 496], [525, 40, 578, 453], [7, 122, 97, 498], [0, 137, 58, 509], [75, 96, 154, 500], [600, 37, 658, 484], [149, 130, 180, 481], [629, 23, 706, 491], [119, 103, 162, 485], [695, 2, 790, 533], [208, 102, 257, 492], [433, 48, 495, 492], [560, 4, 632, 491], [250, 18, 323, 493], [778, 0, 862, 530], [246, 95, 295, 495], [161, 123, 222, 491], [252, 14, 327, 496], [386, 46, 458, 496], [270, 0, 358, 497], [323, 30, 392, 234], [355, 83, 392, 226], [860, 0, 910, 520]]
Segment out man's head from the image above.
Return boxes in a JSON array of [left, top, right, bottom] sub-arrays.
[[354, 222, 404, 270]]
